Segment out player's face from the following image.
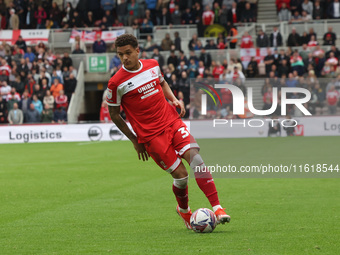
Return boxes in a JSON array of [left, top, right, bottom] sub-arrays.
[[117, 45, 140, 71]]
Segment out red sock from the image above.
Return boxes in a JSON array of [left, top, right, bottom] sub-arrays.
[[172, 185, 188, 210], [194, 170, 220, 207]]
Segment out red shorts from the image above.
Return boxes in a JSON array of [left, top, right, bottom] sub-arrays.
[[144, 119, 199, 173]]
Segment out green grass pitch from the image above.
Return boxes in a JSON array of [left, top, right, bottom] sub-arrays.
[[0, 137, 339, 255]]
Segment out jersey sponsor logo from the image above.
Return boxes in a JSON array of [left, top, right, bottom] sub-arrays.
[[137, 80, 157, 94], [127, 82, 134, 88], [107, 88, 112, 99]]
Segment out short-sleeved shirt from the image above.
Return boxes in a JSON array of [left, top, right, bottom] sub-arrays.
[[106, 59, 179, 143]]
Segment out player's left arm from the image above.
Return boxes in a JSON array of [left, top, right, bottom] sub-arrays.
[[160, 79, 185, 117]]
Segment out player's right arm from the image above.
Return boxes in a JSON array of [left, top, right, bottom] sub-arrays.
[[108, 105, 149, 161]]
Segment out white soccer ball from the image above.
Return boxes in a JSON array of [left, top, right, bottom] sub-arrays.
[[190, 208, 217, 233]]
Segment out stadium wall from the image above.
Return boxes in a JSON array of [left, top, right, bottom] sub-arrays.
[[1, 116, 340, 144]]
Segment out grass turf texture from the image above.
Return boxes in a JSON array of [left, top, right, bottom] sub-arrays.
[[0, 137, 339, 255]]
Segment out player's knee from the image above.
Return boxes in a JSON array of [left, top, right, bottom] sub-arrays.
[[171, 162, 188, 179], [173, 175, 188, 189], [190, 153, 204, 170]]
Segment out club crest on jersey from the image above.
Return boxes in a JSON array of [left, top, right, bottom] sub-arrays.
[[150, 69, 157, 78], [107, 88, 112, 99]]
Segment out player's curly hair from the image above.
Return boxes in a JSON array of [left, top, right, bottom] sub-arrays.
[[115, 34, 138, 48]]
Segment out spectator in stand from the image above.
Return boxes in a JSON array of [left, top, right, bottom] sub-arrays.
[[158, 7, 172, 25], [212, 3, 221, 24], [54, 107, 67, 123], [256, 30, 269, 48], [127, 0, 139, 26], [71, 35, 86, 53], [174, 32, 181, 51], [301, 10, 313, 22], [112, 18, 124, 27], [50, 78, 64, 98], [212, 61, 224, 80], [290, 51, 305, 76], [264, 49, 275, 77], [205, 39, 217, 50], [202, 5, 214, 26], [100, 101, 111, 123], [19, 90, 31, 115], [101, 0, 115, 11], [219, 4, 229, 27], [188, 34, 199, 51], [313, 0, 324, 20], [161, 33, 173, 51], [8, 102, 23, 125], [270, 27, 283, 47], [93, 34, 107, 53], [171, 4, 182, 25], [276, 0, 290, 11], [323, 27, 337, 45], [34, 5, 47, 29], [64, 73, 77, 102], [326, 85, 339, 114], [278, 3, 291, 21], [31, 94, 43, 114], [167, 51, 178, 68], [151, 48, 164, 69], [23, 47, 35, 63], [0, 95, 6, 123], [290, 0, 302, 14], [326, 45, 340, 59], [55, 89, 68, 109], [302, 0, 313, 15], [227, 2, 239, 24], [199, 48, 212, 68], [325, 52, 338, 73], [0, 12, 6, 30], [25, 103, 40, 123], [84, 11, 94, 27], [41, 103, 54, 123], [72, 43, 85, 54], [49, 2, 61, 28], [9, 8, 19, 30], [15, 36, 27, 53], [43, 90, 54, 109], [227, 26, 238, 49], [109, 54, 121, 75], [0, 81, 11, 100], [287, 28, 301, 47], [182, 7, 194, 25], [307, 35, 318, 48], [241, 2, 254, 22], [300, 31, 309, 45], [246, 57, 258, 78], [61, 53, 73, 69], [117, 0, 128, 26], [327, 0, 340, 19]]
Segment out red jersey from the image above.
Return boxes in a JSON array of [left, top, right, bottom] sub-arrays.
[[106, 59, 179, 143], [327, 90, 339, 105], [202, 11, 214, 25]]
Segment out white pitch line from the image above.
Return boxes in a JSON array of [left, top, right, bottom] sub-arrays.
[[77, 141, 103, 145]]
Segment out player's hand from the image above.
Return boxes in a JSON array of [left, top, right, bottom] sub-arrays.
[[133, 142, 149, 161], [173, 99, 185, 118]]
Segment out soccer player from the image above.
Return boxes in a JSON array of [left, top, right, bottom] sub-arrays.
[[106, 34, 230, 229]]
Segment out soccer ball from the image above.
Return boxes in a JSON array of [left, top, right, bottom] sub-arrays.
[[190, 208, 217, 233]]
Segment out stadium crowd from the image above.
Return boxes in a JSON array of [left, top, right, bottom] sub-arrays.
[[0, 37, 77, 124]]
